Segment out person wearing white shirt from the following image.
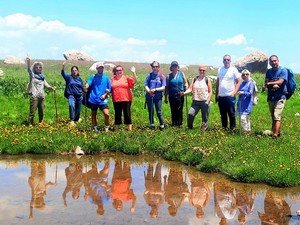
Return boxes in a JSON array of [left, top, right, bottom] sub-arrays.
[[215, 55, 241, 130]]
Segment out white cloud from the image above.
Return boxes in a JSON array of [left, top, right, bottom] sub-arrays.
[[0, 13, 168, 62], [214, 34, 247, 46]]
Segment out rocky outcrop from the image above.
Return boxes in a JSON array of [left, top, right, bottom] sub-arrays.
[[234, 51, 268, 73], [63, 50, 93, 61], [4, 55, 25, 65]]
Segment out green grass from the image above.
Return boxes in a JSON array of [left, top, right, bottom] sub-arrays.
[[1, 60, 300, 187]]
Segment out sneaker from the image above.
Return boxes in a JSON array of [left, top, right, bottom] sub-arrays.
[[69, 121, 76, 127], [159, 125, 165, 131], [149, 124, 155, 130], [77, 118, 82, 123], [201, 123, 208, 131], [93, 126, 99, 132], [104, 126, 110, 132]]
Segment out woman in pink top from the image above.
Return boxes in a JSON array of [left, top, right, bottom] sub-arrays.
[[111, 65, 137, 131]]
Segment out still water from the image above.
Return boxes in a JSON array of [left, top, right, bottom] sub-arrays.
[[0, 153, 299, 225]]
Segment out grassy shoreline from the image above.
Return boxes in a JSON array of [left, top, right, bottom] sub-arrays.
[[1, 61, 300, 187]]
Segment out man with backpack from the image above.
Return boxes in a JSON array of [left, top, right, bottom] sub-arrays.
[[263, 55, 288, 138]]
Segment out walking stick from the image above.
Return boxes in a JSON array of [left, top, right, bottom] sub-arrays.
[[185, 95, 188, 126], [53, 90, 58, 122]]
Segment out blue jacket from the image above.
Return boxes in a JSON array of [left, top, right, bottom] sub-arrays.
[[61, 70, 84, 98], [144, 72, 166, 100]]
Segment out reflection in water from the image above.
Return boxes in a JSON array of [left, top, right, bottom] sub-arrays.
[[164, 168, 189, 217], [62, 162, 84, 206], [84, 160, 110, 217], [214, 181, 237, 225], [236, 185, 255, 225], [1, 154, 300, 224], [28, 162, 57, 219], [189, 173, 210, 219], [144, 163, 164, 218], [111, 160, 136, 212], [258, 190, 291, 225]]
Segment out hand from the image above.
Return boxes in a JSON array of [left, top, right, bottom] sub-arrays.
[[215, 96, 219, 103], [130, 66, 136, 73], [52, 86, 56, 91], [273, 84, 280, 90], [130, 207, 135, 213], [237, 91, 243, 95], [149, 89, 156, 95], [26, 53, 30, 62], [101, 93, 107, 99]]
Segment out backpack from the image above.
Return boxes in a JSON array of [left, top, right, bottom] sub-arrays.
[[193, 76, 208, 85], [284, 67, 296, 100]]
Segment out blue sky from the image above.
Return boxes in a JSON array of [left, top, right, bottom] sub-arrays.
[[0, 0, 299, 71]]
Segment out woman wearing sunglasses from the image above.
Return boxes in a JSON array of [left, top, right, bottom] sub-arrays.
[[111, 65, 137, 131]]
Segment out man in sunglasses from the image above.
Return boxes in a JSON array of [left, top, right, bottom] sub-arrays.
[[215, 54, 241, 130]]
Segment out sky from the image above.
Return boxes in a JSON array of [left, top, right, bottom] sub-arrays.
[[0, 0, 299, 71]]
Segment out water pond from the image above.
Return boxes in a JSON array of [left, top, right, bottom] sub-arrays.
[[0, 153, 299, 225]]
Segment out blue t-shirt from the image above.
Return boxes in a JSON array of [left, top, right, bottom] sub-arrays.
[[144, 72, 166, 100], [87, 74, 112, 105], [266, 67, 288, 101], [167, 70, 185, 98]]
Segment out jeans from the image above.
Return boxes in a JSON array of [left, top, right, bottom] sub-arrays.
[[146, 98, 164, 126], [218, 96, 236, 129], [68, 95, 82, 122]]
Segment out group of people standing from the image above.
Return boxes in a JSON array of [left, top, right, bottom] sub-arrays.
[[26, 54, 290, 137]]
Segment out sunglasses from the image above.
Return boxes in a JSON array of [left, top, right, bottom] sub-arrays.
[[152, 66, 159, 68], [223, 58, 231, 61], [242, 73, 249, 76], [199, 70, 206, 72], [115, 69, 122, 72]]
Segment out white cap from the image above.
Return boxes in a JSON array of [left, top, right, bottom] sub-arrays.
[[95, 62, 105, 69]]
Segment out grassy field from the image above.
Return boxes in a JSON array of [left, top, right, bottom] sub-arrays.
[[1, 60, 300, 187]]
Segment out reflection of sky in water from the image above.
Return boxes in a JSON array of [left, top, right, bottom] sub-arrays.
[[0, 155, 299, 225]]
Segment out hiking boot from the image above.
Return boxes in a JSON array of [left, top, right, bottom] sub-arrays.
[[149, 124, 155, 130], [104, 126, 110, 132], [201, 123, 208, 131]]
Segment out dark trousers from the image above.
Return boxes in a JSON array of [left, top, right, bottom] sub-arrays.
[[169, 95, 184, 126], [218, 96, 236, 129], [28, 96, 45, 124], [113, 101, 132, 125]]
